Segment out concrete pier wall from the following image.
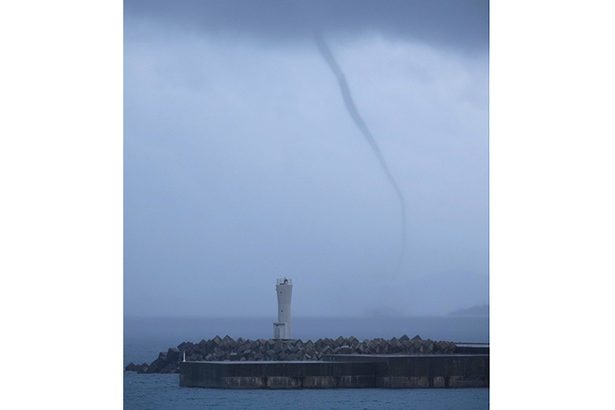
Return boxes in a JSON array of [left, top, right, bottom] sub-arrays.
[[179, 354, 488, 389]]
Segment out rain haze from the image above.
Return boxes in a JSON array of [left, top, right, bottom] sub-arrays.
[[124, 0, 489, 318]]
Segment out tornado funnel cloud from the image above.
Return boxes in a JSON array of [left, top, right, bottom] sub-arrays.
[[314, 34, 407, 265]]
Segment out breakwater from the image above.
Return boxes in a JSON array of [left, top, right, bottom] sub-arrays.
[[125, 335, 480, 374], [179, 354, 489, 389]]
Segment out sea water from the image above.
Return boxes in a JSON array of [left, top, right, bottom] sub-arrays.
[[124, 316, 489, 409]]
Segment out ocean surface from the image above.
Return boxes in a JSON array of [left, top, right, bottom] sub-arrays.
[[124, 316, 489, 409]]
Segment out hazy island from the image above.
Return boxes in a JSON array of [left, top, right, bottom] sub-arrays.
[[449, 305, 489, 317]]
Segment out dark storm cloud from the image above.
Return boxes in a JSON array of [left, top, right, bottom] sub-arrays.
[[124, 0, 488, 51], [123, 0, 489, 316]]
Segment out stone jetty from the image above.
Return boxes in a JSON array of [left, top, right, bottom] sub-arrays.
[[125, 335, 460, 374]]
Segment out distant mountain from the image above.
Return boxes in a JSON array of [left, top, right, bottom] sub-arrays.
[[449, 304, 489, 317]]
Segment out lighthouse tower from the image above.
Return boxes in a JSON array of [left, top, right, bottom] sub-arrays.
[[273, 278, 292, 339]]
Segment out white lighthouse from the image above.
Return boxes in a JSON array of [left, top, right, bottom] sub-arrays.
[[273, 277, 292, 339]]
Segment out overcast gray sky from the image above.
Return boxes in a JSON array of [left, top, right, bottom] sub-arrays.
[[124, 0, 489, 317]]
